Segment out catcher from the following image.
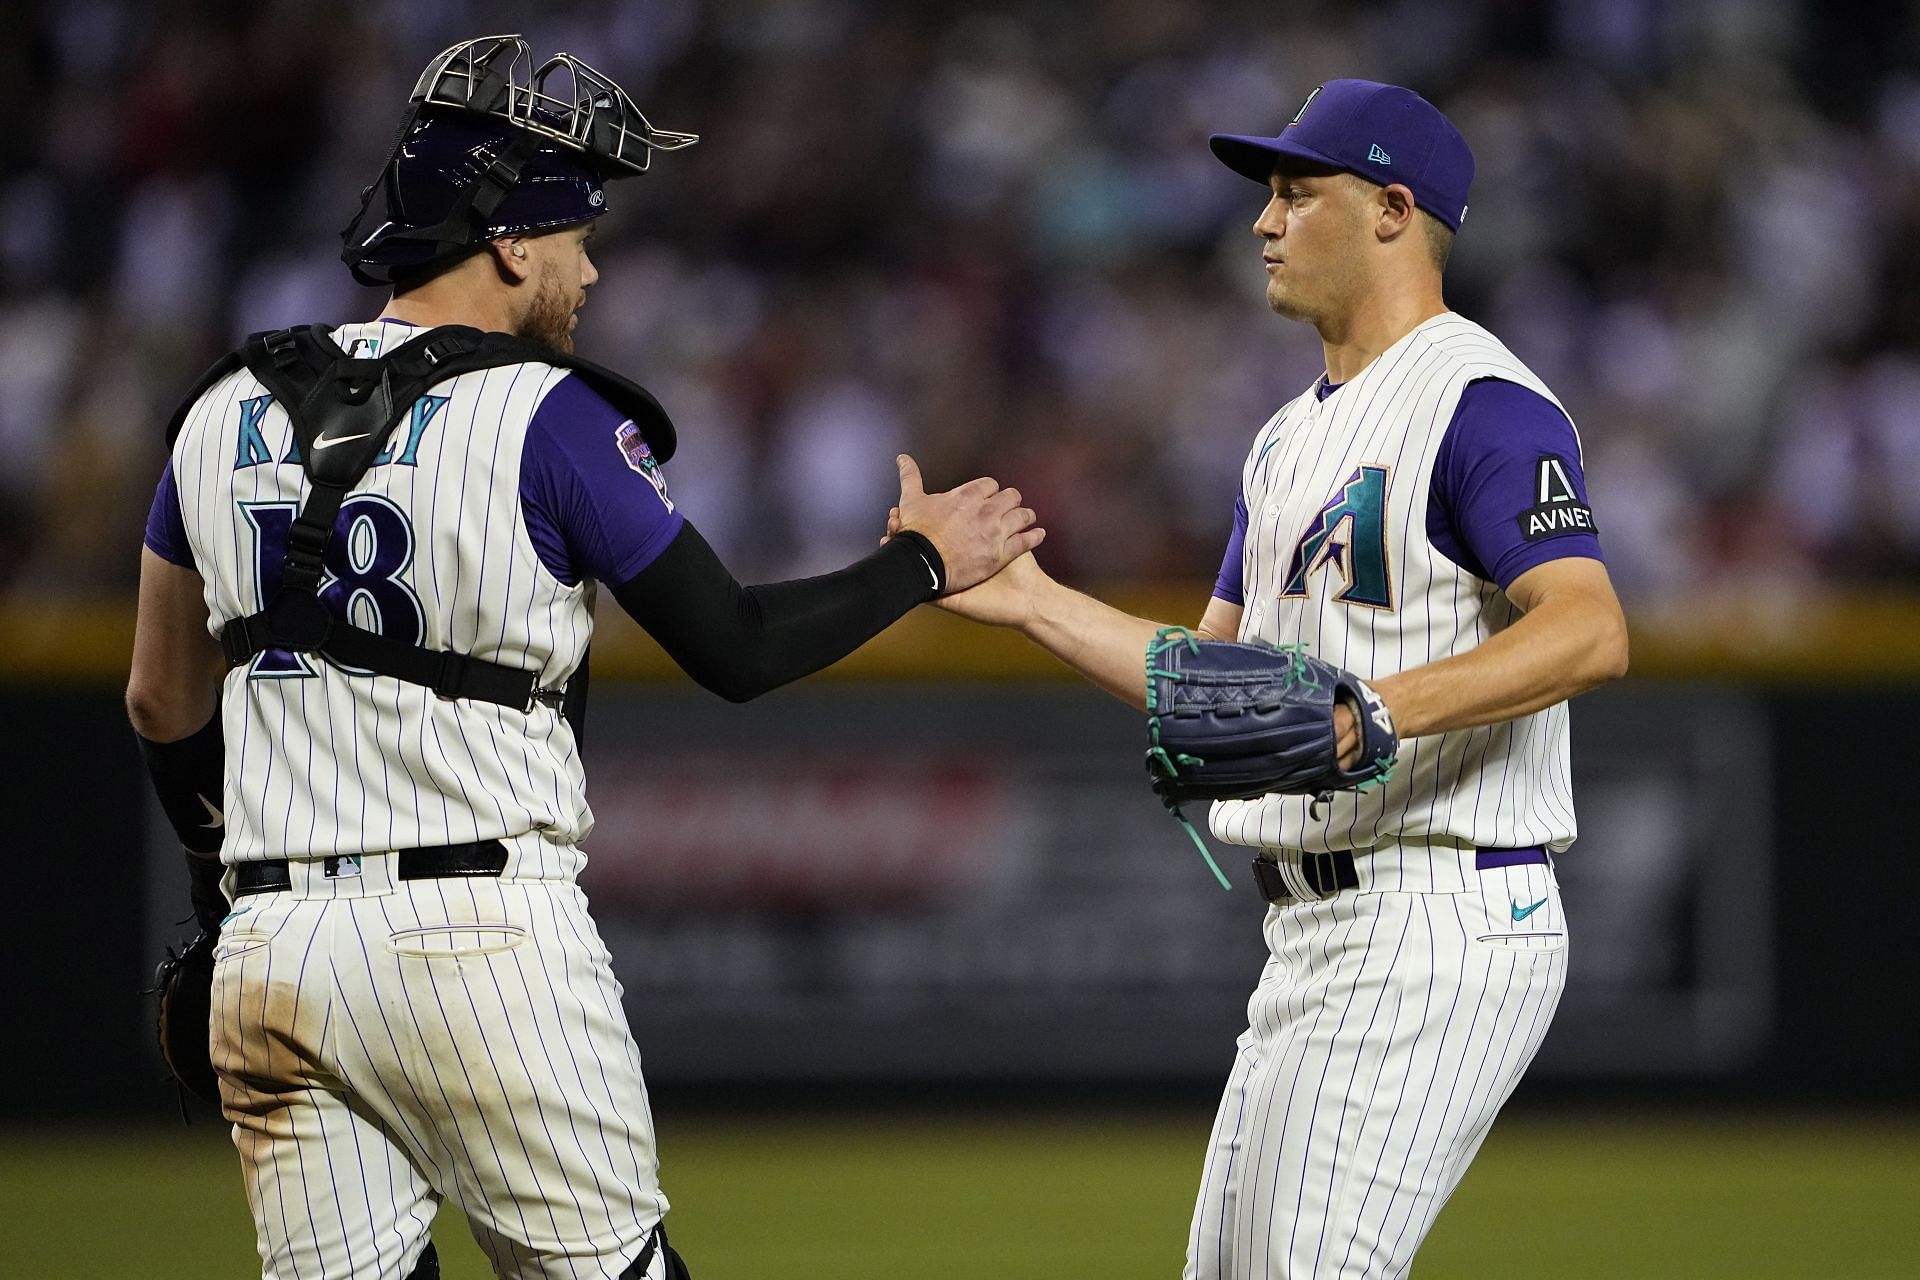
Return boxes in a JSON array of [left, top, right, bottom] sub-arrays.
[[920, 79, 1628, 1279], [136, 32, 1039, 1280]]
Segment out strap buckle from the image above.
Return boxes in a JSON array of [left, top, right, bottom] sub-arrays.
[[281, 518, 333, 594], [220, 617, 261, 667], [482, 154, 524, 191], [421, 334, 470, 366], [262, 329, 301, 370], [432, 651, 470, 701]]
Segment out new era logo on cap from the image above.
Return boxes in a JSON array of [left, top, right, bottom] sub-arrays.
[[1208, 79, 1476, 232]]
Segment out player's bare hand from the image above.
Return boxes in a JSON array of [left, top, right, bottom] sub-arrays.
[[893, 454, 1045, 593], [1334, 700, 1361, 770], [934, 550, 1049, 628]]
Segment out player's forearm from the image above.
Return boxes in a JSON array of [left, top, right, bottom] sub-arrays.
[[1018, 580, 1168, 711], [1373, 591, 1628, 739], [614, 521, 940, 702]]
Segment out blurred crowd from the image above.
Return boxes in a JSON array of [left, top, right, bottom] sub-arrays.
[[1, 0, 1917, 605]]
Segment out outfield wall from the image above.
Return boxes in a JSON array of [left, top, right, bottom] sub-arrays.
[[5, 671, 1915, 1121]]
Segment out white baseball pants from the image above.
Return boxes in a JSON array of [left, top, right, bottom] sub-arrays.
[[210, 852, 669, 1279], [1185, 852, 1567, 1280]]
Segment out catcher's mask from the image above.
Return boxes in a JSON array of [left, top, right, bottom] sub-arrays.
[[341, 34, 697, 287]]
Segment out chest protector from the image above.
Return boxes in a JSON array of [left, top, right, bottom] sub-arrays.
[[164, 323, 676, 715]]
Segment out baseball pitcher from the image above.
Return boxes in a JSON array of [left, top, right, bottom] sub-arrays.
[[927, 79, 1628, 1278]]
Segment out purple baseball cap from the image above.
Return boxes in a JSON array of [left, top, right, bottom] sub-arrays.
[[1209, 79, 1475, 232]]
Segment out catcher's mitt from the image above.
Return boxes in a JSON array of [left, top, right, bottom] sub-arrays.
[[1144, 628, 1398, 884], [153, 928, 221, 1107]]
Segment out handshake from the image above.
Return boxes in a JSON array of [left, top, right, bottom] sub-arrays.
[[883, 453, 1051, 627], [881, 453, 1394, 871]]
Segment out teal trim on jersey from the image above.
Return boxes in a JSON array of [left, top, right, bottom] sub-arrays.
[[1511, 896, 1548, 922], [238, 500, 317, 679], [1252, 433, 1287, 481], [1281, 464, 1393, 608]]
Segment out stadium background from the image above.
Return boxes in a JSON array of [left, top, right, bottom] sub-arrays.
[[1, 0, 1915, 1275]]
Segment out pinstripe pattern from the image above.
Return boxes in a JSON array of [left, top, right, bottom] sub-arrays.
[[1184, 868, 1567, 1279], [182, 321, 668, 1277], [172, 323, 595, 866], [1211, 312, 1581, 856], [210, 858, 668, 1279], [1186, 311, 1583, 1277]]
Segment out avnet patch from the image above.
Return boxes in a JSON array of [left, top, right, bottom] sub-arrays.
[[1517, 455, 1597, 541]]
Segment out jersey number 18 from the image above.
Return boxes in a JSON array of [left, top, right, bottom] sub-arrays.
[[239, 496, 427, 678]]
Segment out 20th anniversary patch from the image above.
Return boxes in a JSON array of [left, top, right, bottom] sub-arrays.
[[1516, 455, 1595, 541], [615, 419, 674, 511]]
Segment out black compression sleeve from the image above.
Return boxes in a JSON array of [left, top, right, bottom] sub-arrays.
[[136, 714, 230, 931], [136, 713, 226, 857], [611, 522, 943, 703]]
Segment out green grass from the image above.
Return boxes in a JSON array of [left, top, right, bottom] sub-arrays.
[[2, 1111, 1915, 1277]]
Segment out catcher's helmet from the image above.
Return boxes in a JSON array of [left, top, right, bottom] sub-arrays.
[[342, 34, 697, 287]]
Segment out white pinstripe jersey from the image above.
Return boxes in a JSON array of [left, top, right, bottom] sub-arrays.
[[171, 321, 595, 864], [1211, 312, 1580, 854]]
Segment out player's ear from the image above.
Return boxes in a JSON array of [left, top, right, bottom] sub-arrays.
[[1375, 183, 1418, 244], [489, 237, 535, 283]]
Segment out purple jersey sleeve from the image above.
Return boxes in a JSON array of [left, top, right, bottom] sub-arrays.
[[520, 373, 686, 588], [144, 460, 195, 569], [1427, 378, 1604, 589], [1213, 491, 1249, 604]]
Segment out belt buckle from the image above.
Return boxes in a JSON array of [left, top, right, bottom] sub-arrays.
[[1251, 855, 1324, 904], [1278, 854, 1330, 902], [1254, 850, 1352, 903], [1251, 856, 1290, 903]]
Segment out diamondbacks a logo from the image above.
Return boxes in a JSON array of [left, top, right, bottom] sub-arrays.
[[616, 420, 674, 511], [1288, 85, 1323, 127], [1517, 456, 1596, 541], [1281, 464, 1393, 608]]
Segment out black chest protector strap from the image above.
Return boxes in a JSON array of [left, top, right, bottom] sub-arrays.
[[173, 323, 676, 713]]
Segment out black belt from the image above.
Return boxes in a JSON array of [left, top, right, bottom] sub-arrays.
[[232, 840, 509, 896], [1251, 847, 1548, 904]]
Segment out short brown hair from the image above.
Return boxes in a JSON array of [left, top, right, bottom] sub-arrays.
[[1420, 211, 1455, 271]]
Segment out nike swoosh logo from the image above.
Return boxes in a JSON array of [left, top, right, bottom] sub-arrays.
[[197, 794, 224, 829], [219, 905, 250, 926], [312, 432, 371, 451], [1511, 896, 1548, 922]]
